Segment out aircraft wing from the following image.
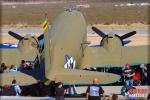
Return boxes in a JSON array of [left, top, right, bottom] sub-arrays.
[[121, 45, 150, 65], [80, 45, 150, 68], [0, 72, 37, 86], [0, 48, 37, 66], [46, 69, 120, 85], [80, 46, 123, 68]]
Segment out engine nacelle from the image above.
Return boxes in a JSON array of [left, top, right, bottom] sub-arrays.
[[100, 33, 123, 51]]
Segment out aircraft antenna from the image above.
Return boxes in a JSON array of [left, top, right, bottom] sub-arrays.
[[66, 5, 76, 12], [42, 12, 49, 31], [44, 12, 47, 20]]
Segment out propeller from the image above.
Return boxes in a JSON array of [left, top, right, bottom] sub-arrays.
[[120, 31, 136, 40], [8, 31, 24, 40], [91, 26, 136, 46], [91, 26, 106, 37], [92, 26, 136, 39]]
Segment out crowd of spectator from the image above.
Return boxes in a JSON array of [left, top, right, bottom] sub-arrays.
[[0, 60, 33, 74], [0, 78, 105, 100], [95, 64, 149, 86]]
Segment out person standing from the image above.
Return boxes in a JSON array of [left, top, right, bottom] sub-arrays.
[[122, 64, 135, 88], [11, 79, 21, 96], [1, 84, 11, 96], [140, 64, 147, 85], [10, 65, 18, 73], [86, 78, 104, 100], [55, 82, 65, 100], [68, 84, 77, 95], [18, 60, 25, 71]]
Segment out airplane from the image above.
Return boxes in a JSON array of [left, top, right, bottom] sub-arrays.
[[0, 31, 44, 66], [0, 9, 149, 86]]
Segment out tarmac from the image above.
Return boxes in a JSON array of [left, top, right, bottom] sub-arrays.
[[0, 86, 149, 100]]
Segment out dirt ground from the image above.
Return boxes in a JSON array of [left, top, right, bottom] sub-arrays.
[[0, 86, 149, 100]]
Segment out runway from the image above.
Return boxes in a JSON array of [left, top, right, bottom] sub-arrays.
[[1, 29, 149, 35]]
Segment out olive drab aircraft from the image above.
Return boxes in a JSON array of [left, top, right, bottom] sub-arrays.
[[0, 9, 150, 85], [0, 31, 44, 66]]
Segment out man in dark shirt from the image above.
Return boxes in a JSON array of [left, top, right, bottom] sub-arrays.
[[18, 60, 26, 71], [122, 64, 135, 88], [86, 78, 104, 100], [55, 82, 65, 100]]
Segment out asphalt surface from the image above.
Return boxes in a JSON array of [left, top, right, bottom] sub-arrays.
[[0, 86, 149, 100]]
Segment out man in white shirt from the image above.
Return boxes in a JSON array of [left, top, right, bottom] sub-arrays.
[[11, 79, 21, 96]]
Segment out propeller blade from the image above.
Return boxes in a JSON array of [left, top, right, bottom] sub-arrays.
[[38, 34, 44, 40], [120, 31, 136, 40], [92, 26, 106, 37], [123, 40, 131, 45], [8, 31, 23, 40]]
